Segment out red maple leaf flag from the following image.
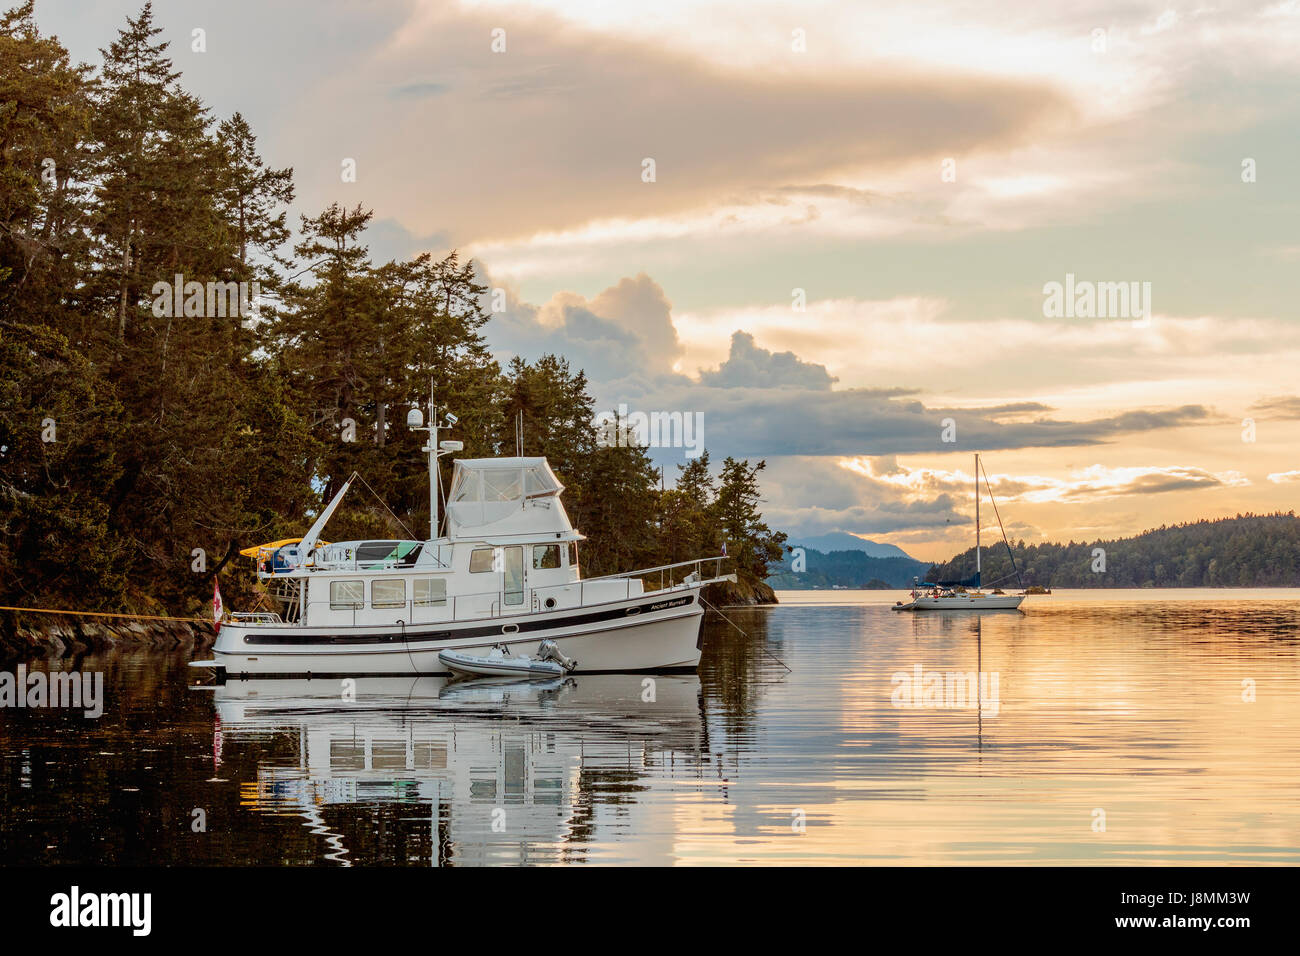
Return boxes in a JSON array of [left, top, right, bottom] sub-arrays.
[[213, 578, 224, 633]]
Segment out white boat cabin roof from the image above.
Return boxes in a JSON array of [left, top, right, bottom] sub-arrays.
[[445, 457, 577, 541]]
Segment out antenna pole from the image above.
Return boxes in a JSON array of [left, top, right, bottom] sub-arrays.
[[429, 380, 438, 540]]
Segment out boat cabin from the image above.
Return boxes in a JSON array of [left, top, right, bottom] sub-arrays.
[[251, 457, 643, 626]]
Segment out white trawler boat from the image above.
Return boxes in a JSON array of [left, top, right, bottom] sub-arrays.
[[195, 396, 733, 678], [893, 453, 1027, 612]]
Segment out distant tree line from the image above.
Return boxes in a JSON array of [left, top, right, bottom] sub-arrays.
[[767, 550, 930, 589], [0, 3, 785, 616], [924, 513, 1300, 588]]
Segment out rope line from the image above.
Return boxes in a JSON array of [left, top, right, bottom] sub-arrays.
[[700, 595, 791, 673], [353, 471, 419, 541], [0, 605, 210, 624]]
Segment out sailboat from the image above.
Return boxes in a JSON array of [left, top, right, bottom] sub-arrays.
[[892, 453, 1026, 611]]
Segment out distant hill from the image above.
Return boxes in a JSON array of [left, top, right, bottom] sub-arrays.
[[924, 512, 1300, 588], [786, 532, 914, 560], [767, 547, 930, 589]]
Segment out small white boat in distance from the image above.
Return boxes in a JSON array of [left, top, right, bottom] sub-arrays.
[[892, 587, 1024, 611], [892, 453, 1028, 612]]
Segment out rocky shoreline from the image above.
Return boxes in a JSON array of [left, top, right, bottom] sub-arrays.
[[0, 617, 214, 661], [706, 578, 779, 606]]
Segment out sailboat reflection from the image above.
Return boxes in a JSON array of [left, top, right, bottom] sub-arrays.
[[206, 674, 706, 864]]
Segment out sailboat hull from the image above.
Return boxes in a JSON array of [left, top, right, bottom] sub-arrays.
[[893, 593, 1025, 611]]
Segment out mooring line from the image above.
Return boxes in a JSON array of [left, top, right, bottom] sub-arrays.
[[700, 596, 791, 673], [0, 605, 209, 625]]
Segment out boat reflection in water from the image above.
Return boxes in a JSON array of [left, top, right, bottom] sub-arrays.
[[204, 674, 707, 865]]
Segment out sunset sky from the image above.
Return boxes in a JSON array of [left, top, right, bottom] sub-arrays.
[[41, 0, 1300, 560]]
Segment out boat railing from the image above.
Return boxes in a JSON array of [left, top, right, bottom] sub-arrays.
[[583, 555, 732, 593], [257, 545, 454, 577], [229, 611, 283, 624]]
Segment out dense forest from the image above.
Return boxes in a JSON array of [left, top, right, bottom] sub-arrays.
[[0, 3, 786, 620], [924, 513, 1300, 589]]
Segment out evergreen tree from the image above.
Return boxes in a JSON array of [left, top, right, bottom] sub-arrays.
[[659, 452, 720, 565], [213, 112, 293, 274], [0, 320, 127, 608], [713, 456, 786, 584], [0, 1, 95, 331]]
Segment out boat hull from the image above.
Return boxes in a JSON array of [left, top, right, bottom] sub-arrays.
[[893, 594, 1025, 611], [210, 588, 705, 677]]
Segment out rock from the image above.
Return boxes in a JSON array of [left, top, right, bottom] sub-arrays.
[[705, 577, 778, 606], [0, 615, 214, 662]]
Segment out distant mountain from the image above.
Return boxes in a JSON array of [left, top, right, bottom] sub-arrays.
[[767, 547, 930, 589], [787, 532, 914, 560], [924, 512, 1300, 588]]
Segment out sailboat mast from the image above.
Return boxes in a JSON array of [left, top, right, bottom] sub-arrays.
[[975, 453, 981, 585]]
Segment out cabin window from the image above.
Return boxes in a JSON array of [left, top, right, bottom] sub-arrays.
[[357, 541, 400, 566], [567, 541, 579, 571], [330, 580, 364, 610], [450, 470, 480, 503], [524, 467, 553, 496], [502, 546, 524, 605], [481, 468, 522, 502], [469, 548, 497, 573], [414, 578, 447, 607], [533, 544, 561, 570], [372, 578, 405, 609]]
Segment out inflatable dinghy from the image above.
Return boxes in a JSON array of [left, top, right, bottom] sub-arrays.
[[439, 640, 577, 679]]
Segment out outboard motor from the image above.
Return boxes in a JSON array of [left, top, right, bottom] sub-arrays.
[[537, 639, 577, 673]]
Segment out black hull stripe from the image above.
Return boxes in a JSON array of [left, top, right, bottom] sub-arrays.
[[241, 593, 697, 646]]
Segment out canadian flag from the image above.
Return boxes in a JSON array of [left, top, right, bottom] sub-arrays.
[[212, 578, 224, 633]]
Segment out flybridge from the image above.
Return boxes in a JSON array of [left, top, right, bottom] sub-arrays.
[[445, 457, 576, 540]]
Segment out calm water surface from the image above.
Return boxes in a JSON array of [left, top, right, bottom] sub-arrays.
[[2, 589, 1298, 865]]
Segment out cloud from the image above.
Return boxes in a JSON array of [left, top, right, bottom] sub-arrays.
[[759, 456, 965, 539], [698, 331, 836, 389], [841, 458, 1251, 503], [1249, 395, 1300, 420], [277, 2, 1072, 245], [484, 277, 1223, 462], [486, 272, 683, 381], [625, 381, 1214, 460], [1267, 470, 1300, 484], [761, 455, 1253, 545], [389, 81, 451, 99]]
